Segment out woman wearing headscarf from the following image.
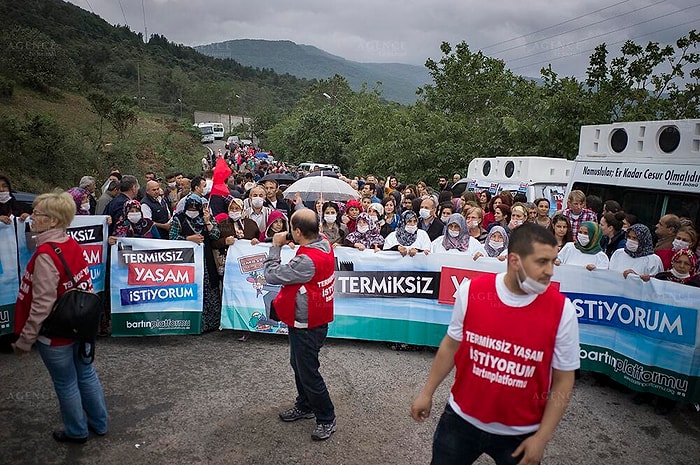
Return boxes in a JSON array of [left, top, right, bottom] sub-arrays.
[[472, 225, 509, 261], [642, 248, 699, 286], [67, 187, 91, 216], [556, 221, 609, 271], [382, 210, 432, 256], [213, 197, 260, 275], [318, 201, 347, 246], [634, 248, 699, 414], [0, 174, 30, 223], [108, 199, 154, 244], [258, 209, 289, 243], [344, 212, 384, 251], [342, 199, 362, 233], [431, 213, 482, 255], [609, 223, 664, 279], [170, 194, 221, 332]]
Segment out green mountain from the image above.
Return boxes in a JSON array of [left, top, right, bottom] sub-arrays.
[[0, 0, 314, 116], [196, 39, 432, 104]]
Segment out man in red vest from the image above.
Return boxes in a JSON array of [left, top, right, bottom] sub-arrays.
[[264, 208, 337, 441], [411, 223, 579, 465]]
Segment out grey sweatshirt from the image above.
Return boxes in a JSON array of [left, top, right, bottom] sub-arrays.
[[263, 237, 332, 327]]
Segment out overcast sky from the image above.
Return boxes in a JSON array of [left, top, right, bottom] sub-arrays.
[[70, 0, 698, 79]]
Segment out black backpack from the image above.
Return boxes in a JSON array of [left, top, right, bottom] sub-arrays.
[[39, 244, 103, 364]]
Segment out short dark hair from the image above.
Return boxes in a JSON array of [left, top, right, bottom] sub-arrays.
[[603, 200, 621, 213], [165, 172, 180, 181], [107, 180, 120, 192], [586, 195, 603, 216], [109, 171, 123, 181], [602, 212, 625, 232], [191, 176, 205, 190], [120, 175, 139, 192], [291, 210, 319, 239], [509, 222, 557, 257]]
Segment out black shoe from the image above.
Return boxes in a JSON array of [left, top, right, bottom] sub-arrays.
[[52, 430, 88, 444], [88, 424, 107, 436], [279, 406, 315, 422]]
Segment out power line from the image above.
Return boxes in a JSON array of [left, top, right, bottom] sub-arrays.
[[491, 0, 667, 56], [481, 0, 633, 51], [84, 0, 94, 13], [141, 0, 148, 42], [506, 2, 697, 64], [117, 0, 128, 25], [510, 16, 700, 73]]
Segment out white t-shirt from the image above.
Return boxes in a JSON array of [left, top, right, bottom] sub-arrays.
[[608, 249, 664, 275], [557, 242, 610, 269], [446, 273, 580, 435], [383, 229, 432, 251], [431, 235, 484, 255]]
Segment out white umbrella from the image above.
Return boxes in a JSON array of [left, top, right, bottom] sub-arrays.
[[283, 173, 359, 202]]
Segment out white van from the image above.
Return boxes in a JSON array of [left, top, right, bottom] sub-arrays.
[[566, 119, 700, 228], [298, 162, 341, 174], [211, 123, 225, 139], [452, 156, 573, 214], [198, 123, 215, 143]]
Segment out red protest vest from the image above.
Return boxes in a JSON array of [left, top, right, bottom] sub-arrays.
[[272, 243, 335, 329], [15, 239, 93, 346], [451, 274, 565, 427]]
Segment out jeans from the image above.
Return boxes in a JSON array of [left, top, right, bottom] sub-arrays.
[[37, 342, 108, 438], [288, 325, 335, 424], [431, 404, 537, 465]]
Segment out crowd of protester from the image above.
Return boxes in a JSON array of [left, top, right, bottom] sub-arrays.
[[2, 144, 699, 413]]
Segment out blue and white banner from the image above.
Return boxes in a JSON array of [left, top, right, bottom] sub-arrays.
[[221, 241, 700, 402], [1, 215, 108, 336], [0, 219, 21, 335], [109, 238, 204, 336]]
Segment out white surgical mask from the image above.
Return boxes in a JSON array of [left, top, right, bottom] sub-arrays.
[[513, 220, 524, 227], [404, 225, 418, 234], [251, 197, 264, 209], [448, 229, 460, 238], [167, 182, 177, 188], [229, 211, 242, 221], [369, 215, 378, 223], [324, 214, 337, 224], [357, 225, 369, 234], [185, 210, 200, 219], [489, 240, 503, 250], [672, 239, 690, 251], [0, 191, 10, 203], [203, 179, 213, 196], [517, 257, 549, 295], [81, 202, 91, 212], [419, 208, 431, 219], [577, 233, 590, 246], [626, 239, 639, 253], [468, 220, 479, 229], [670, 268, 690, 279], [127, 212, 142, 223]]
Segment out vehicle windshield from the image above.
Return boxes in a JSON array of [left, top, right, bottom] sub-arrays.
[[200, 126, 213, 135]]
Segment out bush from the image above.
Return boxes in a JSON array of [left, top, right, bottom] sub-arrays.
[[0, 75, 14, 97]]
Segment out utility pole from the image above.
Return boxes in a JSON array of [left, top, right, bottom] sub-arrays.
[[137, 63, 141, 108]]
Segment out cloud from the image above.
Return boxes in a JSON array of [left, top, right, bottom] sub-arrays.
[[70, 0, 700, 79]]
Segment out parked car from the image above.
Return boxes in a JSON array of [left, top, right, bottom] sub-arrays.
[[225, 135, 241, 149], [13, 191, 37, 214]]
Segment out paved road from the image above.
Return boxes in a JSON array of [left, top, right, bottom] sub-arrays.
[[2, 331, 699, 465]]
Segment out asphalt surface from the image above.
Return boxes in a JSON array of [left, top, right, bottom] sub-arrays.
[[2, 330, 700, 465]]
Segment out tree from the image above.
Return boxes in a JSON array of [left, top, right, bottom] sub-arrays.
[[107, 97, 139, 140], [586, 30, 700, 121]]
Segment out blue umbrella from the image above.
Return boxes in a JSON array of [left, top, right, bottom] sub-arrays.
[[254, 152, 269, 159]]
